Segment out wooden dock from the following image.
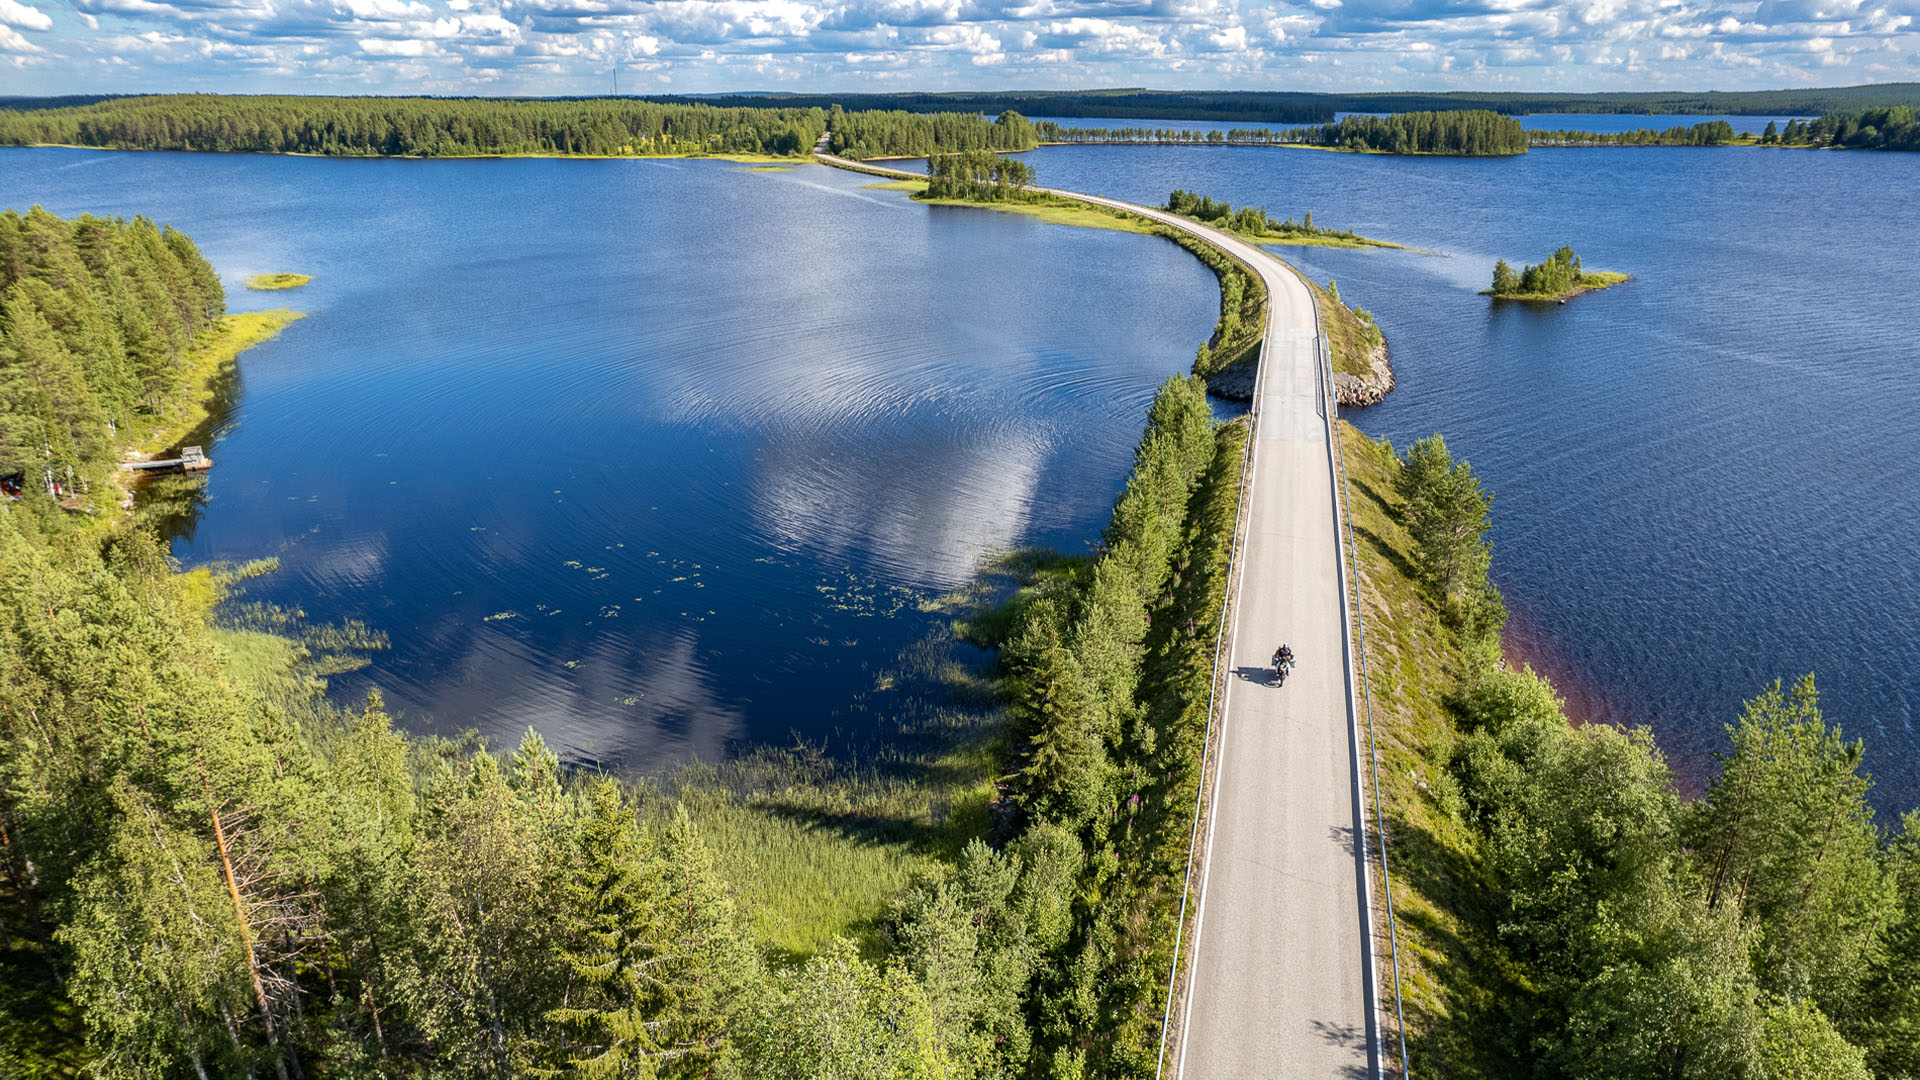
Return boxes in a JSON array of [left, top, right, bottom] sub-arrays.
[[125, 446, 211, 473]]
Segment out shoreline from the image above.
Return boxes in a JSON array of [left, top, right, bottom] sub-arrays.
[[1, 142, 816, 165]]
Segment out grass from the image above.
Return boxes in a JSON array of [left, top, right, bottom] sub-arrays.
[[1337, 422, 1521, 1078], [864, 179, 1160, 236], [127, 309, 304, 460], [244, 272, 310, 291], [654, 733, 998, 961], [1307, 280, 1386, 380], [1484, 271, 1631, 301]]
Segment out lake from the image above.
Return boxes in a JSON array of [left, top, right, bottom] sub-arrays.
[[5, 136, 1917, 811], [1027, 140, 1920, 809], [0, 149, 1217, 765], [1030, 114, 1809, 136]]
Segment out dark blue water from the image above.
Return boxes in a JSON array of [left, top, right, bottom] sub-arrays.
[[1030, 142, 1920, 809], [1034, 114, 1807, 136], [0, 149, 1216, 764]]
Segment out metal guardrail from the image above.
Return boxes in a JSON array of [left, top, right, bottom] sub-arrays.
[[1317, 310, 1414, 1080]]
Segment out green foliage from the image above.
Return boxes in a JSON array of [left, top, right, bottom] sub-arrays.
[[1690, 676, 1894, 1015], [828, 109, 1040, 161], [0, 207, 224, 500], [0, 94, 828, 157], [1163, 191, 1364, 243], [1487, 244, 1627, 299], [1528, 120, 1738, 146], [1759, 998, 1873, 1080], [1037, 109, 1528, 155], [921, 150, 1038, 203], [1801, 107, 1920, 151]]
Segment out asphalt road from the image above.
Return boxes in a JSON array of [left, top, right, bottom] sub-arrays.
[[814, 146, 1379, 1079]]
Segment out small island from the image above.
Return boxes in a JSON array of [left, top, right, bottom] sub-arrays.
[[1485, 246, 1628, 301], [246, 272, 311, 291]]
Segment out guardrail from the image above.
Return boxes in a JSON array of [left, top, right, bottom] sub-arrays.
[[1315, 302, 1414, 1080]]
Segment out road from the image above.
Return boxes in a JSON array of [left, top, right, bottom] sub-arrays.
[[812, 146, 1379, 1079]]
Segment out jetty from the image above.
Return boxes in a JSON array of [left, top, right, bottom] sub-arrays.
[[124, 446, 211, 473]]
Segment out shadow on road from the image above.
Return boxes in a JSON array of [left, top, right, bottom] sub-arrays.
[[1233, 664, 1284, 686]]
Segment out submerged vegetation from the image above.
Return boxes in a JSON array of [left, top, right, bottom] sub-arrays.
[[1337, 424, 1920, 1078], [1487, 245, 1629, 300]]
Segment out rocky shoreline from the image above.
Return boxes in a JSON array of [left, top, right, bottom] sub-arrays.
[[1205, 340, 1394, 408]]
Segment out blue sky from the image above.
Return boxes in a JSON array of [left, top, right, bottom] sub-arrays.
[[2, 0, 1915, 95]]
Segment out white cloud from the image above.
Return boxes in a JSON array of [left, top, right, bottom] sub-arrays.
[[0, 0, 51, 31], [2, 0, 1917, 92]]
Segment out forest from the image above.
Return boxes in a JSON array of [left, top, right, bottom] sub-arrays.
[[1527, 119, 1739, 146], [921, 150, 1040, 201], [1348, 431, 1920, 1079], [0, 207, 225, 500], [1791, 108, 1920, 151], [633, 84, 1920, 122], [1037, 111, 1528, 156], [0, 95, 831, 157], [827, 109, 1040, 161]]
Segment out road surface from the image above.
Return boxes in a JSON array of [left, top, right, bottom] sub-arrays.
[[812, 145, 1379, 1079]]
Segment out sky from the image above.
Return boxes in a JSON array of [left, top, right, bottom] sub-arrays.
[[1, 0, 1916, 96]]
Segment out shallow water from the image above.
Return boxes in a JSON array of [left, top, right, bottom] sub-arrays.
[[0, 150, 1216, 764], [1029, 141, 1920, 809]]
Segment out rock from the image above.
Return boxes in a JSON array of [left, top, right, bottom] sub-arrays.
[[1205, 341, 1396, 408]]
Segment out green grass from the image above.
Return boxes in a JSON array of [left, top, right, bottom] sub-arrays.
[[1337, 422, 1521, 1078], [1304, 280, 1384, 380], [128, 310, 304, 459], [1484, 270, 1631, 301], [657, 738, 997, 961], [244, 272, 310, 290], [866, 179, 1161, 235]]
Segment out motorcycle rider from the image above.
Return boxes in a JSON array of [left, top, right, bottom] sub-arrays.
[[1272, 643, 1294, 676]]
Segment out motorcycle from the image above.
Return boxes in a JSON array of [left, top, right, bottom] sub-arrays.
[[1272, 651, 1295, 686]]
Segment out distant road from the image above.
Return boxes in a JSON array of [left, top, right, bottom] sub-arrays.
[[812, 142, 1380, 1079]]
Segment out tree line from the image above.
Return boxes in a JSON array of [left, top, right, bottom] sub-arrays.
[[1163, 190, 1361, 244], [0, 207, 224, 501], [922, 150, 1039, 202], [1787, 108, 1920, 151], [827, 108, 1040, 161], [1036, 111, 1528, 156], [0, 95, 831, 158], [1377, 432, 1919, 1079], [1527, 120, 1738, 146]]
